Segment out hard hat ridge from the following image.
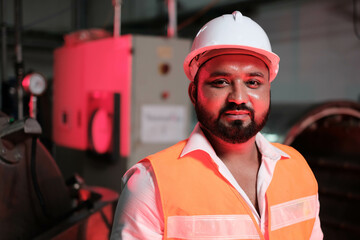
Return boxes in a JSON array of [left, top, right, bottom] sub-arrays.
[[232, 10, 243, 21], [184, 11, 280, 82]]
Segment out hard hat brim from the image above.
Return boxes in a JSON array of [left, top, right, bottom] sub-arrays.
[[184, 45, 280, 82]]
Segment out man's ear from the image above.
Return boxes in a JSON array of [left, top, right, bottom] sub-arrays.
[[188, 82, 197, 106]]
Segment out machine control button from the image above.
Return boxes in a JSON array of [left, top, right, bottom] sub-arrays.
[[161, 91, 170, 100], [159, 63, 170, 75]]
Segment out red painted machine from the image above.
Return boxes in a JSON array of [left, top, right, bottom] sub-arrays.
[[52, 32, 191, 191], [53, 34, 132, 157]]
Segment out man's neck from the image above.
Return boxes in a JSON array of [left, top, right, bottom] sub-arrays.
[[200, 124, 261, 212], [200, 125, 259, 164]]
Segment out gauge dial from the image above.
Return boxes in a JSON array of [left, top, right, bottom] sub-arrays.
[[28, 73, 47, 96]]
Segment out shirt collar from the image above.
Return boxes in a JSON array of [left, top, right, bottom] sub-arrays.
[[181, 123, 290, 161]]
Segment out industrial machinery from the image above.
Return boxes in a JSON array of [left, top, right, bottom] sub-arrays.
[[53, 33, 192, 191], [0, 113, 118, 239], [262, 101, 360, 240]]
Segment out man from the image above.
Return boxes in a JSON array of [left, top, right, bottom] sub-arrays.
[[111, 11, 323, 240]]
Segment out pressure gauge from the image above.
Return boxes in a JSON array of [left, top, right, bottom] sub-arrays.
[[22, 72, 47, 96]]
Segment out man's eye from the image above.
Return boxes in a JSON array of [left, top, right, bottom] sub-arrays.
[[211, 79, 228, 87], [247, 80, 261, 88]]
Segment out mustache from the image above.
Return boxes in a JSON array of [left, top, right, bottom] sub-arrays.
[[219, 102, 254, 117]]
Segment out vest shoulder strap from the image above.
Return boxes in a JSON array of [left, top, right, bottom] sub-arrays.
[[267, 143, 319, 240], [142, 139, 188, 164], [271, 142, 306, 160]]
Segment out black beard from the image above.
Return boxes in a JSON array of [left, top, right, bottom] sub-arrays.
[[195, 101, 270, 144]]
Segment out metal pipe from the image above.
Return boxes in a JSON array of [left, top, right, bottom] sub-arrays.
[[167, 0, 177, 38], [72, 0, 87, 30], [113, 0, 122, 37], [1, 0, 7, 109], [14, 0, 24, 119], [30, 95, 37, 119]]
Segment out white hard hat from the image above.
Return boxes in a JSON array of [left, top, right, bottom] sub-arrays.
[[184, 11, 279, 82]]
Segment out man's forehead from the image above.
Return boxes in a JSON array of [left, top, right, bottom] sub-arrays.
[[203, 54, 268, 67], [198, 54, 269, 76]]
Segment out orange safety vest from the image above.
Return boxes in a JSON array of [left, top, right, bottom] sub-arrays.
[[143, 140, 318, 240]]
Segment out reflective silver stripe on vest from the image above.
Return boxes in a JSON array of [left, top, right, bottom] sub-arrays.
[[167, 214, 260, 239], [271, 194, 318, 231]]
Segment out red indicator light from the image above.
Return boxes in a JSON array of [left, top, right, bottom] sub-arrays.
[[161, 91, 170, 100]]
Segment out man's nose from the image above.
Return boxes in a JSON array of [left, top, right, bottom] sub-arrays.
[[227, 82, 249, 105]]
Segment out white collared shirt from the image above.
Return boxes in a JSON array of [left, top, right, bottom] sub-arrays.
[[111, 123, 323, 240]]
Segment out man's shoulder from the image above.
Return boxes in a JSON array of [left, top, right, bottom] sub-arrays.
[[271, 142, 305, 160], [141, 139, 188, 163], [271, 143, 317, 183]]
